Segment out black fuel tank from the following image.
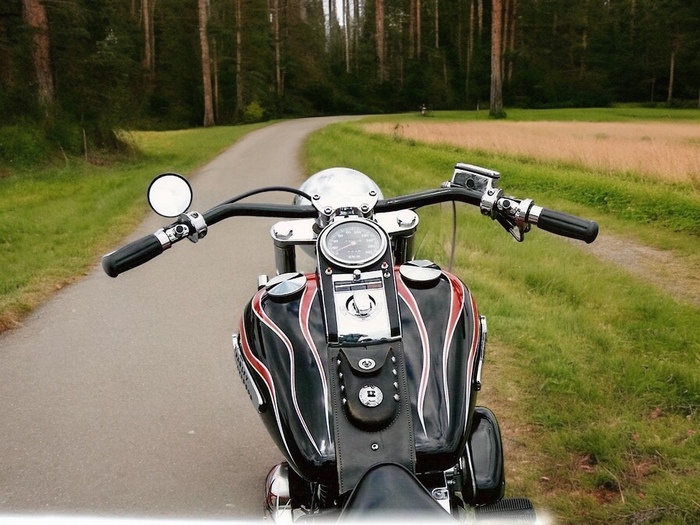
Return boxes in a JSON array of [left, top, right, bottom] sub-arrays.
[[235, 267, 483, 482]]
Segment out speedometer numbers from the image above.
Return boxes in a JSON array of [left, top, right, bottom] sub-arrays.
[[320, 220, 387, 269]]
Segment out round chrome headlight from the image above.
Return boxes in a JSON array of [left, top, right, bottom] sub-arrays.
[[294, 167, 384, 206]]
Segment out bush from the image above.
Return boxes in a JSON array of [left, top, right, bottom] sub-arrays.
[[243, 101, 266, 123], [0, 124, 51, 167]]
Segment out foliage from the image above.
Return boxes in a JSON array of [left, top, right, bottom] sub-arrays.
[[2, 0, 700, 158], [243, 101, 266, 123], [0, 123, 50, 167]]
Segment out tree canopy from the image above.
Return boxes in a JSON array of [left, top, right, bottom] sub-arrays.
[[1, 0, 698, 156]]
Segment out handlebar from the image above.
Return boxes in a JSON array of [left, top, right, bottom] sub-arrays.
[[102, 181, 598, 277]]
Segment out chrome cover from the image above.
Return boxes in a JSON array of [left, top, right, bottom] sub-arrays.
[[232, 333, 264, 411], [399, 260, 442, 284], [265, 272, 307, 298], [264, 463, 294, 523], [332, 270, 393, 343]]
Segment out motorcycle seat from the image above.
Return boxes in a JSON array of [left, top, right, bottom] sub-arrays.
[[339, 462, 454, 521]]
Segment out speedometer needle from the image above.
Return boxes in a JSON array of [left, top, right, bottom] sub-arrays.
[[336, 241, 357, 252]]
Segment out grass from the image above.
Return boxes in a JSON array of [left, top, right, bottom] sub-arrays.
[[0, 123, 269, 331], [377, 106, 700, 123], [367, 120, 700, 185], [302, 115, 700, 524]]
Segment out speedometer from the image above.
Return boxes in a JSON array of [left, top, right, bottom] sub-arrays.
[[320, 219, 387, 268]]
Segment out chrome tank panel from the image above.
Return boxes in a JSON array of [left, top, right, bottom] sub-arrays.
[[237, 269, 481, 482]]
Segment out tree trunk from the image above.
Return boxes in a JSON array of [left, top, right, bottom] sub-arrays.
[[416, 0, 422, 57], [409, 0, 422, 58], [142, 0, 156, 75], [235, 0, 244, 116], [434, 0, 439, 48], [477, 0, 483, 39], [507, 0, 516, 82], [0, 21, 14, 90], [198, 0, 215, 126], [409, 0, 416, 58], [666, 46, 675, 105], [489, 0, 504, 117], [353, 0, 360, 71], [376, 0, 386, 81], [344, 0, 350, 73], [272, 0, 283, 96], [502, 0, 508, 72], [212, 38, 219, 121], [22, 0, 54, 110], [328, 0, 334, 38], [466, 0, 474, 103]]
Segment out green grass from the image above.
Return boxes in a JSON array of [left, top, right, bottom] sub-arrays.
[[303, 118, 700, 524], [0, 123, 269, 331], [372, 106, 700, 123]]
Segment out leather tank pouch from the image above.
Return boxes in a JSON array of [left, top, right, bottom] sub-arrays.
[[329, 342, 416, 495]]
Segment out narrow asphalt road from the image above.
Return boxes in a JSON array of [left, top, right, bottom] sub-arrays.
[[0, 117, 353, 520]]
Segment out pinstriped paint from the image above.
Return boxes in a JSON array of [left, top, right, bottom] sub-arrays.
[[396, 274, 431, 438], [252, 289, 323, 457], [298, 277, 333, 444], [238, 317, 296, 463], [442, 272, 467, 427]]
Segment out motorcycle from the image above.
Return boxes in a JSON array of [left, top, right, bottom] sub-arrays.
[[102, 163, 598, 522]]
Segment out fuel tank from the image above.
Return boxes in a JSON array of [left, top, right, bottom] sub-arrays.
[[234, 265, 484, 483]]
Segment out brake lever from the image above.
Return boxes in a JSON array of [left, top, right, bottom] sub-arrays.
[[496, 214, 527, 242]]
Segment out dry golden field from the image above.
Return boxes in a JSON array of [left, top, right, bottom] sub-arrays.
[[365, 121, 700, 183]]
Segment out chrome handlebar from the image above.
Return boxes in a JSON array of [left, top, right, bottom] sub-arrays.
[[102, 164, 599, 278]]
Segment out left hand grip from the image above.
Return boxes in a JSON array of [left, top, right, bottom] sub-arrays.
[[102, 234, 164, 277]]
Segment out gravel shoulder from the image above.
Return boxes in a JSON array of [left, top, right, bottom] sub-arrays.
[[577, 233, 700, 307]]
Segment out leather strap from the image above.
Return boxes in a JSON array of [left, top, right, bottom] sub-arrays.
[[329, 341, 416, 494]]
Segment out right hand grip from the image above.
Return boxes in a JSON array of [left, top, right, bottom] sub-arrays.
[[102, 234, 164, 277], [536, 208, 599, 244]]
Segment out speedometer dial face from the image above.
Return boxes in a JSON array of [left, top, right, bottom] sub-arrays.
[[321, 220, 387, 268]]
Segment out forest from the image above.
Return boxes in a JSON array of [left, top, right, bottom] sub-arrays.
[[2, 0, 699, 159]]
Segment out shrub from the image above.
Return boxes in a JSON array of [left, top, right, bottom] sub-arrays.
[[0, 124, 50, 167], [243, 101, 265, 123]]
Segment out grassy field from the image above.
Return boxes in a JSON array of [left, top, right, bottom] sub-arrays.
[[367, 120, 700, 185], [0, 123, 269, 332], [303, 110, 700, 524]]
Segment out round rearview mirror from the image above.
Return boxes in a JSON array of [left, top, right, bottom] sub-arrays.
[[147, 173, 193, 217]]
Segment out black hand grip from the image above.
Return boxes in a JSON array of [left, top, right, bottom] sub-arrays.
[[536, 208, 599, 244], [102, 234, 164, 277]]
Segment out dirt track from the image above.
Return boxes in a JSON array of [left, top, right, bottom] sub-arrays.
[[576, 233, 700, 307]]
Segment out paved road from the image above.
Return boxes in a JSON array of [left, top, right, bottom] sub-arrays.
[[0, 117, 352, 520]]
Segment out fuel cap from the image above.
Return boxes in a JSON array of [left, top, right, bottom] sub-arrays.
[[265, 272, 307, 297], [399, 260, 442, 284]]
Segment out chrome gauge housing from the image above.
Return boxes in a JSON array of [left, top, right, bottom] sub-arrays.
[[318, 218, 388, 269]]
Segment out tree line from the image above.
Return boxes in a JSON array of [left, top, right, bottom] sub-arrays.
[[1, 0, 698, 157]]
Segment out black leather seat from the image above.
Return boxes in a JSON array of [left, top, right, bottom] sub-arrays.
[[339, 463, 454, 522]]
